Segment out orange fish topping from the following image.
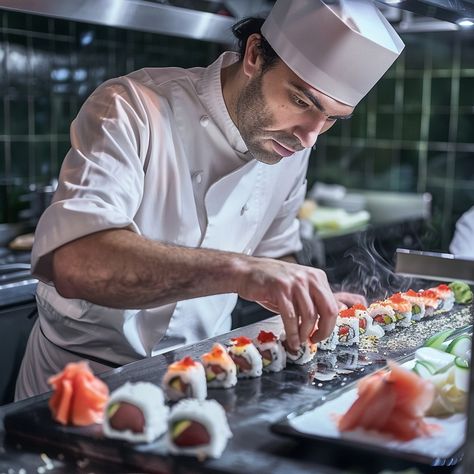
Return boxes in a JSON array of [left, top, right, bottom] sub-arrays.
[[405, 289, 419, 297], [389, 293, 408, 304], [171, 356, 198, 370], [437, 284, 450, 292], [257, 330, 277, 343], [230, 336, 252, 347], [339, 304, 367, 318]]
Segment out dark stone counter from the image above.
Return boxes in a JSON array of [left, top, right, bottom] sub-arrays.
[[0, 311, 471, 474]]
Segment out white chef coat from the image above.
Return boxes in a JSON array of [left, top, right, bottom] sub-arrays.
[[450, 206, 474, 259], [16, 52, 309, 398]]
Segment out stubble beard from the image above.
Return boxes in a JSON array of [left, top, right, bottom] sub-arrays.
[[235, 72, 301, 165]]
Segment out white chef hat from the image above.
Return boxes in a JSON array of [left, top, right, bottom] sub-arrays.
[[261, 0, 405, 106]]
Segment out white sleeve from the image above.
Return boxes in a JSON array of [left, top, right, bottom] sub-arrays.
[[253, 151, 310, 259], [32, 78, 152, 282], [449, 206, 474, 259]]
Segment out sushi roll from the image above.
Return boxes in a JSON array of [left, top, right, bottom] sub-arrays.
[[253, 330, 287, 372], [402, 289, 426, 321], [384, 293, 413, 327], [428, 284, 455, 312], [167, 398, 232, 459], [281, 333, 318, 364], [336, 316, 360, 346], [227, 336, 263, 378], [339, 304, 384, 338], [200, 343, 237, 389], [417, 289, 443, 316], [368, 301, 397, 332], [103, 382, 168, 443], [162, 356, 207, 402], [318, 325, 339, 351]]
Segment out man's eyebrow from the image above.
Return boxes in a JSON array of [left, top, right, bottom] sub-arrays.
[[290, 81, 353, 120]]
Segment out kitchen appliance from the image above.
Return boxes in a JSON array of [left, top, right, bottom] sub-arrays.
[[395, 248, 474, 284]]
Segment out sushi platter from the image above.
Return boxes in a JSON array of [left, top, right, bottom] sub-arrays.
[[2, 283, 474, 474]]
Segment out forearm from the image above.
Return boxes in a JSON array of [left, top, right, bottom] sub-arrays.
[[52, 229, 247, 309]]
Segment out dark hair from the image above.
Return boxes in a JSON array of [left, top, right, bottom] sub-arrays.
[[231, 17, 280, 73]]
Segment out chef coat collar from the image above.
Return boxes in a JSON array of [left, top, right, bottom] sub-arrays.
[[199, 52, 250, 157]]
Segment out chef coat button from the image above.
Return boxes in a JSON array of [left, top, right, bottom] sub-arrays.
[[240, 203, 249, 215], [193, 171, 203, 184], [200, 115, 210, 127]]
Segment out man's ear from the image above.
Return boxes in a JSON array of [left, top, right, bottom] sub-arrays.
[[242, 33, 262, 79]]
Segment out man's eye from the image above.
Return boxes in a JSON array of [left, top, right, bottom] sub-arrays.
[[327, 117, 337, 123], [293, 96, 308, 108]]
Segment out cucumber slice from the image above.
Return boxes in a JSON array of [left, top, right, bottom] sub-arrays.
[[413, 360, 436, 378], [454, 358, 470, 392], [446, 335, 472, 359], [415, 346, 456, 372], [423, 328, 456, 349], [455, 356, 469, 369]]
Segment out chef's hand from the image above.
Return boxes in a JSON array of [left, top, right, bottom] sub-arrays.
[[333, 291, 367, 311], [236, 258, 339, 350]]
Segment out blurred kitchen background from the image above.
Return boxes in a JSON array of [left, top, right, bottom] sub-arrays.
[[0, 0, 472, 403]]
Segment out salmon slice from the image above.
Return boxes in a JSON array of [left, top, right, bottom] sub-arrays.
[[339, 361, 436, 441], [48, 361, 109, 426], [338, 373, 396, 432]]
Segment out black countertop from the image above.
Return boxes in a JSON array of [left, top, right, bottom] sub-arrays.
[[1, 308, 472, 474]]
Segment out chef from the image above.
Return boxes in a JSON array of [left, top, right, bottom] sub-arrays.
[[450, 206, 474, 259], [16, 0, 404, 399]]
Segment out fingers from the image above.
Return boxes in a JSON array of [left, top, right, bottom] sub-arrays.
[[334, 291, 367, 308], [275, 292, 300, 351], [293, 283, 317, 343]]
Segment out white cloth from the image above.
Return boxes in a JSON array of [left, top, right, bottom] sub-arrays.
[[450, 206, 474, 259], [16, 52, 309, 398]]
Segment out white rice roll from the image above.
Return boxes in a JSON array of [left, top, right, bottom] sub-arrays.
[[103, 382, 169, 443], [253, 330, 286, 372], [281, 333, 318, 364], [368, 302, 396, 331], [336, 316, 360, 346], [318, 325, 339, 351], [162, 356, 207, 402], [200, 343, 237, 388], [402, 289, 426, 321], [227, 336, 263, 378], [428, 284, 455, 312], [339, 305, 373, 336], [167, 399, 232, 459]]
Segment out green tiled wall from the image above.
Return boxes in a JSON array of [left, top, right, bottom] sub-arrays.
[[0, 10, 221, 222], [0, 9, 473, 252], [311, 31, 474, 251]]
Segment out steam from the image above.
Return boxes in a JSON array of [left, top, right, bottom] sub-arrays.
[[336, 233, 416, 303]]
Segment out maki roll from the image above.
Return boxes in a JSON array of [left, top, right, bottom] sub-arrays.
[[167, 398, 232, 459], [162, 356, 207, 402], [402, 289, 426, 321], [336, 316, 360, 346], [200, 343, 237, 389], [253, 330, 287, 373], [103, 382, 168, 443], [417, 289, 443, 316], [227, 336, 263, 378], [339, 304, 383, 338], [368, 301, 397, 332], [384, 293, 413, 327], [282, 335, 318, 364], [428, 284, 455, 312], [318, 325, 339, 351]]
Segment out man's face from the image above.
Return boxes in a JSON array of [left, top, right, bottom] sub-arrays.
[[235, 59, 354, 165]]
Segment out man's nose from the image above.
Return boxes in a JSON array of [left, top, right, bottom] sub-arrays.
[[292, 114, 328, 149]]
